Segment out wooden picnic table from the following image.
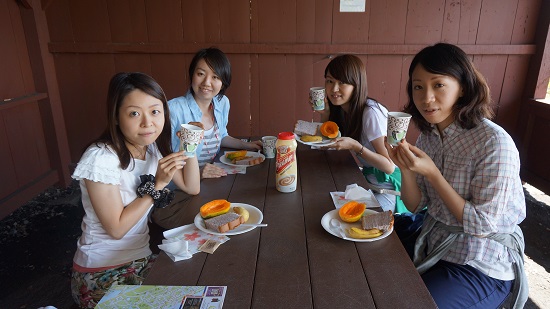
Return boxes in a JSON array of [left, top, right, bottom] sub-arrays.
[[144, 143, 436, 308]]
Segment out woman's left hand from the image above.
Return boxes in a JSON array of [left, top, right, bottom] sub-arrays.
[[156, 151, 188, 188], [246, 140, 262, 151], [321, 136, 355, 151]]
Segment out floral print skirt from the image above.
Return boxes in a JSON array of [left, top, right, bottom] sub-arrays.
[[71, 254, 157, 308]]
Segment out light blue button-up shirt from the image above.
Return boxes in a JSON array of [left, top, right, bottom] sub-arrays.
[[168, 90, 230, 154]]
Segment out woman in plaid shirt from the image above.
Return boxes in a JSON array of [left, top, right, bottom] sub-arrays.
[[387, 43, 527, 309]]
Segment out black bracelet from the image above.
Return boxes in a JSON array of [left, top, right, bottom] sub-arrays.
[[136, 174, 175, 209], [154, 188, 175, 209], [356, 146, 365, 156]]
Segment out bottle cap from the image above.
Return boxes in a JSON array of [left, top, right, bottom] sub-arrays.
[[277, 132, 295, 140]]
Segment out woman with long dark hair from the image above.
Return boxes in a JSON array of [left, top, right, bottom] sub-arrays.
[[71, 72, 200, 308], [316, 54, 405, 213]]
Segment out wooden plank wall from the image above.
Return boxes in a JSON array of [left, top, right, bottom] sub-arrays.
[[43, 0, 542, 163], [0, 0, 71, 218], [0, 2, 48, 195]]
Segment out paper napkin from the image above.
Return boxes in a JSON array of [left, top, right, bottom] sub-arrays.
[[330, 183, 381, 209], [214, 162, 246, 174], [310, 145, 336, 150], [159, 224, 230, 262]]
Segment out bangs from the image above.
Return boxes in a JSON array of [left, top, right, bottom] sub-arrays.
[[326, 59, 359, 86]]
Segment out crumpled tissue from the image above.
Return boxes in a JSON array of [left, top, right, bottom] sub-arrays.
[[158, 239, 191, 262], [330, 183, 380, 209], [159, 223, 230, 262], [344, 183, 372, 200]]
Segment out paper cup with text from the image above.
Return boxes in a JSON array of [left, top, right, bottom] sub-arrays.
[[387, 112, 412, 146], [180, 124, 204, 157], [310, 87, 325, 111], [261, 136, 277, 158]]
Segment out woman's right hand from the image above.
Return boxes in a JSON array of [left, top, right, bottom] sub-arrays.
[[385, 139, 438, 179], [309, 96, 329, 116], [188, 121, 204, 130], [155, 151, 187, 188], [176, 122, 205, 139], [385, 138, 408, 170]]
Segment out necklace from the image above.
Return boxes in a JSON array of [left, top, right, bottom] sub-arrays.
[[132, 144, 147, 160], [203, 123, 220, 161], [202, 103, 220, 161]]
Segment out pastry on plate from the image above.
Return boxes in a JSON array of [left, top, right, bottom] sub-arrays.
[[300, 135, 322, 142]]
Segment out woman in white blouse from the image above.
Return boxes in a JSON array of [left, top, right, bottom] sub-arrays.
[[70, 72, 200, 308]]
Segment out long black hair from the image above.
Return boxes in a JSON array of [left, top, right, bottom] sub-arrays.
[[325, 54, 386, 142], [96, 72, 172, 169], [404, 43, 493, 133]]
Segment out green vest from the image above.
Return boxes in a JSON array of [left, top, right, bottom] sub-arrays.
[[362, 166, 409, 214]]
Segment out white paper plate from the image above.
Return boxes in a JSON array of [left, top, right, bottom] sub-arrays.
[[219, 151, 266, 167], [294, 132, 340, 146], [321, 209, 393, 242], [194, 203, 264, 236]]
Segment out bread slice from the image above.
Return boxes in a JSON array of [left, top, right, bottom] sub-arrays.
[[361, 210, 394, 231], [204, 212, 245, 233], [231, 156, 251, 164], [294, 120, 321, 136]]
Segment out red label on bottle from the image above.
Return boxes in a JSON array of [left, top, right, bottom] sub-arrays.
[[276, 150, 295, 174]]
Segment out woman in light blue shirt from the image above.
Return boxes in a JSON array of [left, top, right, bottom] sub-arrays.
[[153, 48, 262, 229], [169, 48, 261, 178]]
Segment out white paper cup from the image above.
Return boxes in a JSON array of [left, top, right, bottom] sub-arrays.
[[180, 124, 204, 157], [261, 136, 277, 158], [310, 87, 325, 111], [387, 112, 412, 146]]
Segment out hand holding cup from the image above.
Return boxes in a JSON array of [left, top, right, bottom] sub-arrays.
[[156, 151, 188, 187], [188, 121, 204, 130]]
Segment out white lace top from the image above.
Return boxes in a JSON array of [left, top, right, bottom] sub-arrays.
[[72, 142, 160, 268]]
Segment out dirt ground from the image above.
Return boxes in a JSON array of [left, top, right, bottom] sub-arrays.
[[0, 181, 548, 309], [520, 184, 550, 309]]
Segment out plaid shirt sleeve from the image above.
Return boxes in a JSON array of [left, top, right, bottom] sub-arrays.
[[416, 120, 525, 268], [462, 127, 525, 235]]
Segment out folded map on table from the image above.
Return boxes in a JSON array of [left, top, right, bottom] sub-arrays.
[[95, 285, 227, 309]]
